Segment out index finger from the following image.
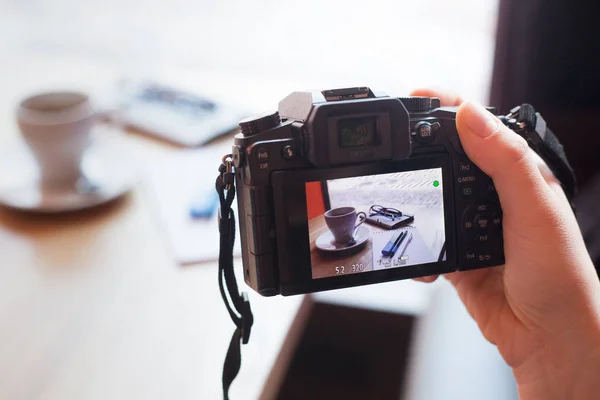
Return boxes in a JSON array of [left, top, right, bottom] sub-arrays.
[[409, 88, 463, 107]]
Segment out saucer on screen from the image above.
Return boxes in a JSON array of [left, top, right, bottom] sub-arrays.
[[316, 225, 371, 253]]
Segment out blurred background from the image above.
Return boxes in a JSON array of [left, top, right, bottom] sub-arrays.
[[0, 0, 499, 115], [0, 0, 598, 399]]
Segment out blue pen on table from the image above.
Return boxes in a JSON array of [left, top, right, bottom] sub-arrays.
[[189, 188, 220, 219]]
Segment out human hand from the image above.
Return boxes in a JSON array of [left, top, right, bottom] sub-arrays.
[[411, 88, 600, 399]]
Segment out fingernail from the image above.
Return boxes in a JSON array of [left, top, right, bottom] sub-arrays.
[[464, 101, 499, 138]]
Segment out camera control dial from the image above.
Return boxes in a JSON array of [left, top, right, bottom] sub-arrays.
[[239, 111, 281, 136], [398, 97, 432, 112]]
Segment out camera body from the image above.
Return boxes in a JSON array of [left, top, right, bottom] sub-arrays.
[[232, 87, 503, 296]]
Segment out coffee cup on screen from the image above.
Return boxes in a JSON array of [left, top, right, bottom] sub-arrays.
[[17, 91, 95, 190], [324, 206, 367, 244]]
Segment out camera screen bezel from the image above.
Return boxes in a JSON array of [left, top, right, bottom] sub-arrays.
[[271, 155, 458, 296]]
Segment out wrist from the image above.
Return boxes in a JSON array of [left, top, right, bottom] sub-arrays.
[[515, 337, 600, 400]]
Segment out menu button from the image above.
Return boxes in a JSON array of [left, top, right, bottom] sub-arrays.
[[457, 176, 476, 184]]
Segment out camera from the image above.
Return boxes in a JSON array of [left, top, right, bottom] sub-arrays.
[[231, 87, 504, 296]]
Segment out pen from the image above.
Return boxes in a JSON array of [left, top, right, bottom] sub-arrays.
[[389, 230, 408, 257], [382, 230, 406, 257], [381, 230, 402, 256], [397, 232, 413, 259], [189, 189, 219, 219]]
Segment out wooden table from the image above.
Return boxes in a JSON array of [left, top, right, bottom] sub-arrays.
[[0, 57, 444, 400], [0, 58, 309, 399]]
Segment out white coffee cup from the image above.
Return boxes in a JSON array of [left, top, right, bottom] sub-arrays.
[[17, 91, 94, 190]]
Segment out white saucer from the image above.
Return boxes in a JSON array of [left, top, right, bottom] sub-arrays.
[[0, 176, 132, 213], [0, 139, 135, 213], [316, 225, 371, 253]]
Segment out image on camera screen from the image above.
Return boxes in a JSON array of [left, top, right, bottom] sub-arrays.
[[306, 168, 446, 279]]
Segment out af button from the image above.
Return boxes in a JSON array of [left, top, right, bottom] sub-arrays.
[[412, 121, 441, 144]]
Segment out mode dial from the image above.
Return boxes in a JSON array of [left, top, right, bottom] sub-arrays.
[[239, 111, 281, 136], [398, 97, 432, 113]]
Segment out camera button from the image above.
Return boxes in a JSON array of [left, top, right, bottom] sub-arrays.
[[282, 145, 296, 160], [461, 250, 497, 270], [477, 252, 494, 263], [474, 208, 502, 234], [492, 215, 502, 226], [457, 175, 477, 184], [463, 202, 496, 232], [256, 148, 269, 161], [475, 203, 488, 212], [458, 160, 474, 173], [418, 124, 432, 138], [461, 187, 474, 197], [412, 121, 435, 143], [463, 219, 474, 230], [473, 233, 490, 243], [491, 213, 502, 231], [474, 214, 490, 230], [463, 207, 476, 231], [464, 250, 476, 262], [431, 122, 442, 132]]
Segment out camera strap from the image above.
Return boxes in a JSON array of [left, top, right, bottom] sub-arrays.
[[501, 104, 577, 203], [215, 155, 253, 400]]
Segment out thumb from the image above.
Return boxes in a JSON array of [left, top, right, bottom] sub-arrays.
[[456, 101, 560, 225]]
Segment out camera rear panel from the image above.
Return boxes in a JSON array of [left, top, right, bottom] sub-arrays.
[[271, 157, 460, 296], [451, 153, 505, 270], [233, 89, 505, 296]]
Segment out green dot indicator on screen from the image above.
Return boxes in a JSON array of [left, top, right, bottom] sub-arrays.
[[433, 180, 440, 187]]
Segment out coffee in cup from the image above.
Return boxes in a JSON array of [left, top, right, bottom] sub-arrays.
[[17, 91, 94, 190], [324, 207, 366, 245]]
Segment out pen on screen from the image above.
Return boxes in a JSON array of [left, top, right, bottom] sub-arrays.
[[382, 230, 406, 257], [382, 230, 403, 256], [398, 232, 413, 258], [389, 230, 408, 257]]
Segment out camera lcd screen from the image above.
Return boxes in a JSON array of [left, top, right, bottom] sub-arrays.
[[338, 117, 376, 147], [306, 168, 446, 279]]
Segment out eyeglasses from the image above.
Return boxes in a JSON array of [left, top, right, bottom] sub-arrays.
[[369, 205, 403, 220]]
